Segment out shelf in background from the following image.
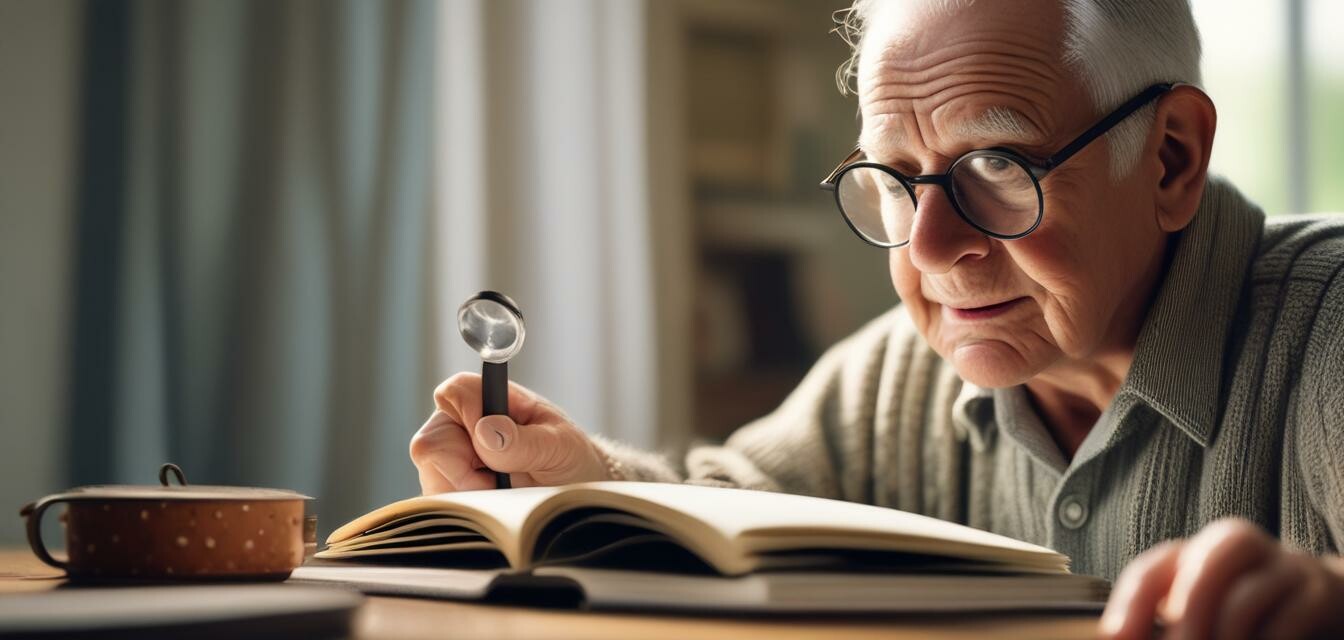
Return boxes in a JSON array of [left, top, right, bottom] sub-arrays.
[[697, 201, 842, 252]]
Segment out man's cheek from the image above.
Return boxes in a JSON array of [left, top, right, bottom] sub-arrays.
[[889, 254, 931, 319], [888, 250, 921, 293]]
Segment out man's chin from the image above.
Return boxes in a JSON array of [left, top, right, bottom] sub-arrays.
[[946, 339, 1041, 388]]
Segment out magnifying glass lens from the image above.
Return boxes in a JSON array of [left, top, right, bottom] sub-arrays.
[[459, 298, 523, 363]]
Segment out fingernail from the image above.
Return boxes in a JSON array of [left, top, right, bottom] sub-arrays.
[[475, 416, 512, 451]]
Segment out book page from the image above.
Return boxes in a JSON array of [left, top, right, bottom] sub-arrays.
[[546, 482, 1069, 573], [325, 485, 566, 569]]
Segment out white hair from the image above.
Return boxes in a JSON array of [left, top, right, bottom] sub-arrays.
[[834, 0, 1203, 178]]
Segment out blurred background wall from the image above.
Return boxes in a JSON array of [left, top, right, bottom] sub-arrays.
[[1, 0, 1341, 545]]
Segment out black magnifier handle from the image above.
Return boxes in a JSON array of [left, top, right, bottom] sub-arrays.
[[482, 360, 512, 489]]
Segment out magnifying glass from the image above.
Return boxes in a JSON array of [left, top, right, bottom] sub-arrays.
[[457, 291, 526, 489]]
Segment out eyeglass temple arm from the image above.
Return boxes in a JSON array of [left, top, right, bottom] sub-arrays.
[[820, 146, 865, 189], [1041, 82, 1176, 172]]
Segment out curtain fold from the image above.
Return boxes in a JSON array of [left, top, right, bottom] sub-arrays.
[[69, 0, 435, 532]]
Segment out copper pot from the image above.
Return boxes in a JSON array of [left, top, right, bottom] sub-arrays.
[[20, 463, 314, 581]]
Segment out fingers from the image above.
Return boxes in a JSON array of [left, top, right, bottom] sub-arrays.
[[409, 410, 495, 494], [420, 373, 604, 489], [433, 372, 543, 429], [1215, 552, 1305, 640], [416, 464, 452, 495], [1257, 553, 1343, 640], [1100, 540, 1182, 640], [1160, 519, 1276, 639], [1102, 519, 1339, 640]]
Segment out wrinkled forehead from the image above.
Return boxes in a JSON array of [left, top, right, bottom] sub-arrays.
[[856, 0, 1069, 83], [855, 0, 1078, 156]]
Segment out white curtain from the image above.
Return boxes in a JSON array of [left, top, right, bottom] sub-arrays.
[[434, 0, 662, 450]]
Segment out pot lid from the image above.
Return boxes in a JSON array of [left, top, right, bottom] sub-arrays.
[[46, 463, 311, 502]]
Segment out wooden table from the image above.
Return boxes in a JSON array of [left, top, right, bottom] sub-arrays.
[[1, 549, 1102, 639]]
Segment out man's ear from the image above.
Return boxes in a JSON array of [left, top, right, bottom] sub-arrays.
[[1148, 85, 1217, 233]]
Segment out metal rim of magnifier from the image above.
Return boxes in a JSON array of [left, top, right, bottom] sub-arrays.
[[457, 290, 526, 364]]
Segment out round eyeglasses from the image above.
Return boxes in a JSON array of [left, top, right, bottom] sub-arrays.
[[819, 83, 1176, 248]]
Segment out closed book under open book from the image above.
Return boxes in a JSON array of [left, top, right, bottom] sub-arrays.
[[291, 482, 1108, 613]]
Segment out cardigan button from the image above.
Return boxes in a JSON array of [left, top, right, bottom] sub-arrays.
[[1059, 495, 1089, 529]]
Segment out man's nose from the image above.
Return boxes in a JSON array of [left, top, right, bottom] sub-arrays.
[[905, 185, 991, 274]]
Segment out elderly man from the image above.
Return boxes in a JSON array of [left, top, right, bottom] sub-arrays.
[[410, 0, 1344, 637]]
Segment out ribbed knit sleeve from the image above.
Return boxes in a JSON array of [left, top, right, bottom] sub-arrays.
[[1300, 266, 1344, 549]]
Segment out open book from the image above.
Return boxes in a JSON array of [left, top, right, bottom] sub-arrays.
[[292, 482, 1109, 613]]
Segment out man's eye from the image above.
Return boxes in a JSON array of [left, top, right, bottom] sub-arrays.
[[980, 157, 1012, 173], [967, 155, 1029, 183]]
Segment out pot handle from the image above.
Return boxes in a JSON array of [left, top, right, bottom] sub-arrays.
[[19, 495, 70, 571]]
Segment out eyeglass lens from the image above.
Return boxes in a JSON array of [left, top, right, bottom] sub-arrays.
[[835, 152, 1042, 246]]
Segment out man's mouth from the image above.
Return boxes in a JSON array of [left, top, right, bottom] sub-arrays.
[[945, 297, 1029, 321]]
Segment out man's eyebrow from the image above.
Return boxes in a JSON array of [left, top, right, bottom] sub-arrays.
[[858, 107, 1046, 162], [857, 117, 906, 160], [946, 107, 1042, 146]]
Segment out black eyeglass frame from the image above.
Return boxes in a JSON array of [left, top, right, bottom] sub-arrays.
[[819, 82, 1177, 248]]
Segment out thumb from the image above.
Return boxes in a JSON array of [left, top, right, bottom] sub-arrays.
[[472, 414, 565, 473]]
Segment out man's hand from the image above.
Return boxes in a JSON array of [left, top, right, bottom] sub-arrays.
[[1100, 518, 1344, 640], [409, 373, 611, 494]]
